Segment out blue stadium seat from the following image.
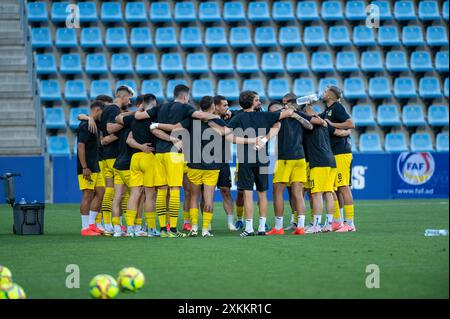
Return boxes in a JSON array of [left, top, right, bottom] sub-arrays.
[[371, 1, 393, 20], [80, 27, 102, 48], [101, 2, 123, 22], [192, 79, 214, 101], [155, 27, 177, 48], [419, 77, 442, 99], [410, 133, 433, 152], [436, 132, 449, 152], [141, 80, 164, 101], [279, 26, 301, 47], [211, 53, 234, 74], [60, 54, 82, 75], [361, 51, 383, 72], [55, 28, 77, 48], [428, 105, 449, 127], [223, 1, 245, 22], [311, 51, 334, 73], [47, 136, 70, 156], [286, 52, 308, 73], [386, 51, 408, 72], [402, 105, 426, 127], [69, 107, 89, 130], [328, 26, 351, 47], [31, 28, 52, 48], [385, 133, 408, 152], [336, 51, 359, 72], [78, 2, 97, 23], [402, 26, 425, 47], [35, 54, 57, 75], [321, 1, 344, 21], [242, 79, 266, 101], [165, 79, 187, 100], [160, 53, 183, 74], [254, 27, 277, 48], [180, 27, 202, 48], [199, 2, 221, 23], [378, 26, 400, 47], [343, 78, 367, 100], [369, 77, 392, 99], [352, 105, 376, 127], [229, 27, 252, 48], [39, 80, 61, 101], [65, 80, 88, 102], [85, 53, 108, 75], [116, 80, 138, 99], [296, 1, 319, 21], [217, 79, 239, 101], [44, 107, 66, 130], [125, 2, 147, 23], [394, 0, 416, 21], [313, 105, 323, 115], [105, 27, 128, 48], [205, 27, 227, 48], [136, 53, 158, 75], [111, 53, 133, 75], [236, 52, 259, 73], [51, 2, 69, 23], [186, 53, 209, 74], [345, 1, 366, 21], [248, 1, 270, 22], [435, 51, 449, 72], [359, 133, 383, 152], [427, 26, 449, 47], [150, 2, 172, 22], [303, 26, 326, 47], [444, 1, 449, 21], [261, 52, 284, 73], [377, 104, 401, 127], [27, 2, 48, 22], [353, 26, 376, 47], [293, 78, 316, 97], [418, 1, 440, 21], [272, 1, 295, 22], [90, 80, 112, 99], [174, 1, 196, 23], [445, 77, 449, 98], [394, 77, 417, 99], [130, 27, 152, 49], [268, 78, 290, 100], [318, 78, 339, 95], [410, 51, 433, 73]]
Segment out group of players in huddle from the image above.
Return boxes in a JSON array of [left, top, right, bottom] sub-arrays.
[[76, 83, 357, 238]]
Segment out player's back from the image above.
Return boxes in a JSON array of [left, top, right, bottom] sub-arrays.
[[304, 125, 336, 168]]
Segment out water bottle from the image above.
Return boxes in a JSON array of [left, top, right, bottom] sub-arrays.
[[18, 197, 26, 204], [424, 229, 449, 237], [296, 94, 321, 106]]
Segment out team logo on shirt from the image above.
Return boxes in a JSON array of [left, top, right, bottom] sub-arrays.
[[397, 152, 435, 185]]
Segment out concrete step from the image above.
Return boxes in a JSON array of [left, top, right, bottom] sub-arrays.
[[0, 126, 39, 138], [0, 3, 20, 20], [0, 99, 35, 111], [0, 73, 31, 93], [0, 109, 36, 125], [0, 148, 42, 155]]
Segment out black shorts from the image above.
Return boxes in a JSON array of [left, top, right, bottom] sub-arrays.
[[237, 166, 269, 192], [217, 164, 232, 189]]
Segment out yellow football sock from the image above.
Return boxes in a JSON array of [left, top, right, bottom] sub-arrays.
[[183, 211, 190, 222], [190, 207, 199, 226], [95, 212, 102, 224], [145, 212, 156, 229], [135, 218, 142, 227], [333, 200, 341, 221], [309, 209, 314, 223], [344, 204, 354, 221], [156, 189, 167, 230], [202, 212, 213, 232], [121, 191, 129, 214], [112, 216, 120, 227], [102, 187, 114, 224], [236, 205, 244, 219], [294, 211, 298, 223], [125, 210, 137, 226], [169, 189, 180, 230]]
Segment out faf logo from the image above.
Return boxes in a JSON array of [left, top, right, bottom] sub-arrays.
[[397, 152, 435, 185]]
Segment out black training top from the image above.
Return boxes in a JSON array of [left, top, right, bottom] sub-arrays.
[[319, 102, 352, 155], [100, 104, 121, 159], [113, 115, 134, 171], [77, 120, 100, 175], [277, 111, 312, 160], [303, 124, 337, 169], [131, 114, 156, 155]]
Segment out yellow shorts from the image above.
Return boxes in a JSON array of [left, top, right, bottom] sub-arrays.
[[304, 162, 311, 189], [102, 158, 116, 180], [183, 162, 189, 174], [114, 169, 130, 187], [155, 152, 185, 187], [334, 153, 353, 188], [273, 158, 307, 184], [309, 167, 336, 194], [129, 152, 156, 188], [78, 172, 105, 190], [187, 168, 220, 186]]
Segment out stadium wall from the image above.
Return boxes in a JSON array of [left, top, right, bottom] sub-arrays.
[[0, 153, 448, 204]]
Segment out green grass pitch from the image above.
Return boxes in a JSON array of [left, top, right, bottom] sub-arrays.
[[0, 199, 448, 299]]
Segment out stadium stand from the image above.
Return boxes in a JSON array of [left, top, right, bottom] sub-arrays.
[[436, 132, 449, 152], [44, 107, 66, 130], [60, 54, 82, 75], [352, 105, 376, 127], [359, 133, 383, 152], [410, 132, 434, 152], [384, 132, 409, 152], [402, 105, 427, 127], [377, 104, 401, 127]]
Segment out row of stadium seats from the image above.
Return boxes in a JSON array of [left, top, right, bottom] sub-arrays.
[[34, 50, 450, 76], [30, 25, 449, 49], [38, 76, 450, 102], [27, 1, 450, 24], [46, 131, 449, 156]]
